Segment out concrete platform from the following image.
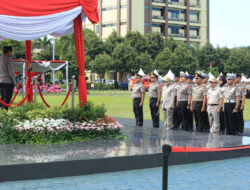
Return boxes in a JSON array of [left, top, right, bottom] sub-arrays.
[[0, 118, 249, 182]]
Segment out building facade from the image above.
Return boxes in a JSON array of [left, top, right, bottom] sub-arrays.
[[84, 0, 209, 47]]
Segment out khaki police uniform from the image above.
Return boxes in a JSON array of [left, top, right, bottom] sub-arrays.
[[236, 82, 247, 133], [177, 83, 192, 130], [162, 84, 175, 129], [192, 85, 207, 132], [148, 82, 162, 128], [132, 82, 145, 126], [172, 82, 180, 129], [223, 85, 240, 135], [207, 86, 223, 134], [202, 83, 210, 131]]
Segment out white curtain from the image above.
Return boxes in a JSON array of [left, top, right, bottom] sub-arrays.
[[0, 6, 86, 41]]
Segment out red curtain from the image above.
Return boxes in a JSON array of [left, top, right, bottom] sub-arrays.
[[80, 0, 99, 24], [74, 15, 87, 106], [25, 40, 33, 103]]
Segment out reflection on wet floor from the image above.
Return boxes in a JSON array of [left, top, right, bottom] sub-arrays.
[[0, 118, 249, 166]]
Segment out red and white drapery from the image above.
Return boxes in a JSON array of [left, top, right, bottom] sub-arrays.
[[0, 0, 99, 105]]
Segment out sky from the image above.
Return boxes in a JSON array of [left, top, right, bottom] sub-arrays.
[[210, 0, 250, 48]]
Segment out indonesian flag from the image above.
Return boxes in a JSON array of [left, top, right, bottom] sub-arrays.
[[0, 0, 99, 41]]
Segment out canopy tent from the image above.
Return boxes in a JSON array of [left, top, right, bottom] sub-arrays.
[[0, 0, 99, 105], [164, 70, 175, 81], [12, 60, 69, 91]]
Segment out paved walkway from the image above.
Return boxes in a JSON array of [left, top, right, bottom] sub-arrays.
[[0, 157, 249, 190]]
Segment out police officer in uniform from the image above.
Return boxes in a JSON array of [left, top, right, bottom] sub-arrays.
[[202, 73, 210, 132], [187, 75, 194, 130], [177, 72, 192, 131], [172, 74, 180, 129], [223, 73, 240, 135], [218, 75, 227, 134], [132, 73, 145, 127], [148, 72, 162, 128], [235, 73, 247, 135], [207, 78, 223, 134], [190, 73, 207, 132], [162, 77, 175, 129]]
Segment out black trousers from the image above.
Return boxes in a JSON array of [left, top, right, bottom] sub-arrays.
[[177, 101, 189, 131], [237, 101, 244, 134], [219, 107, 225, 133], [224, 103, 238, 135], [187, 109, 193, 130], [133, 98, 143, 126], [150, 98, 159, 128], [193, 101, 207, 132], [173, 96, 180, 129], [0, 83, 14, 110]]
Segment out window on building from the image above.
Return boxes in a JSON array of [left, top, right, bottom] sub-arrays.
[[197, 0, 199, 5], [169, 25, 179, 34], [190, 12, 199, 20], [145, 6, 149, 9], [152, 7, 161, 11], [120, 5, 127, 9], [102, 6, 117, 11], [102, 23, 117, 27], [152, 24, 161, 27], [171, 0, 179, 2], [169, 9, 180, 18], [144, 22, 149, 26], [190, 27, 199, 36], [96, 25, 99, 33]]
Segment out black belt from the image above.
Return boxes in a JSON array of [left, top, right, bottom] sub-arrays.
[[193, 101, 203, 103], [208, 104, 219, 106]]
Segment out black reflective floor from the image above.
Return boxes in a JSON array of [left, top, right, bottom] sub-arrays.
[[0, 118, 249, 166]]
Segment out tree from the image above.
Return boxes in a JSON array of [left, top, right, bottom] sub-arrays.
[[224, 48, 250, 75], [124, 32, 147, 54], [0, 39, 25, 59], [83, 29, 105, 60], [144, 32, 165, 60], [135, 53, 153, 74], [173, 46, 198, 74], [90, 53, 112, 78], [104, 31, 123, 55], [197, 43, 215, 71], [214, 47, 230, 73], [111, 42, 136, 77], [154, 47, 174, 74]]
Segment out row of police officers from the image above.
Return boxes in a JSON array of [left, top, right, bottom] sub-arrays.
[[132, 71, 247, 135]]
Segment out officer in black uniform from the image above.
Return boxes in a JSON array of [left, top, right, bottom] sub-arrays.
[[132, 73, 145, 127], [148, 72, 162, 128], [187, 75, 194, 130], [235, 73, 247, 135]]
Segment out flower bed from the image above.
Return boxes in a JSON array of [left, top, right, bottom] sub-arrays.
[[0, 102, 124, 144]]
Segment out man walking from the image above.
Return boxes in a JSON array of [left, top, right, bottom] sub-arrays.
[[132, 73, 145, 127]]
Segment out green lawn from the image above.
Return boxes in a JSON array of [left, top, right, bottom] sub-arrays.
[[14, 92, 250, 121]]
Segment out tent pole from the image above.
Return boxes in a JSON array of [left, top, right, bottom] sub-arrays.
[[25, 40, 32, 103], [53, 70, 55, 85], [22, 62, 26, 93], [66, 62, 69, 92]]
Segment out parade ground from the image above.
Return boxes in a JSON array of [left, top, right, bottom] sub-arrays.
[[14, 90, 250, 121]]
